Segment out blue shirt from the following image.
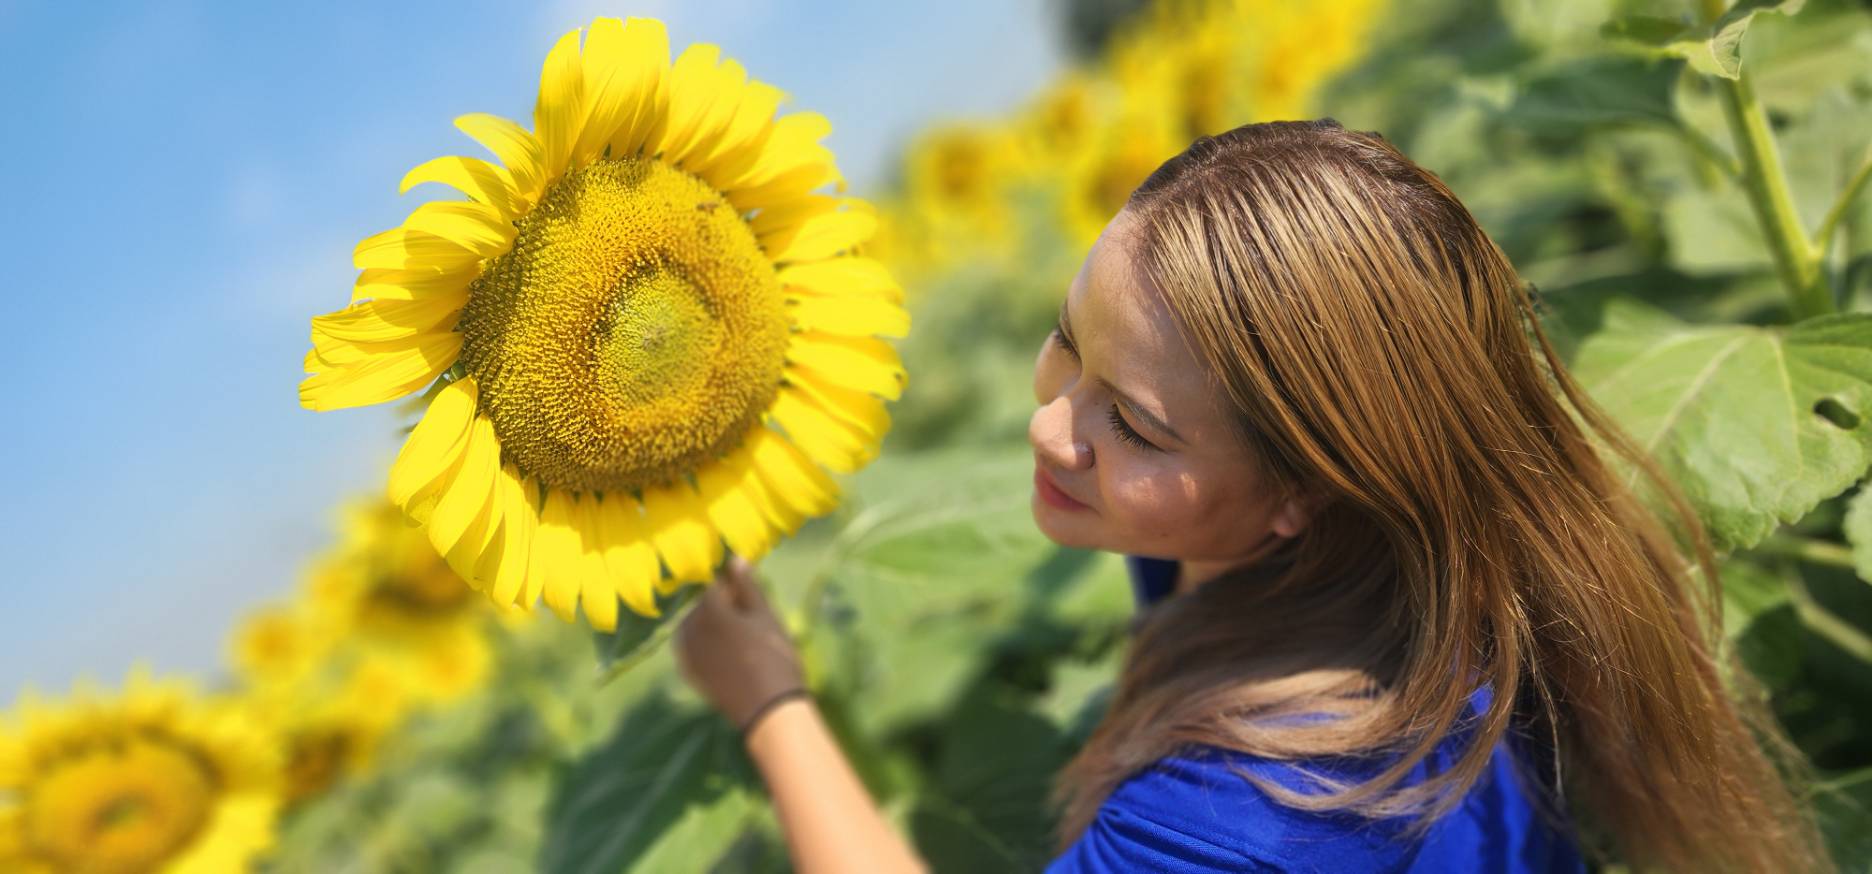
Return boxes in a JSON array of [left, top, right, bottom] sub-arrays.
[[1042, 556, 1588, 873]]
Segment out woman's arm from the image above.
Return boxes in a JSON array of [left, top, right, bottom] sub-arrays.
[[675, 558, 928, 874]]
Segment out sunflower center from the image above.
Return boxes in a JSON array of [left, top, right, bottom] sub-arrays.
[[457, 157, 789, 494], [26, 739, 215, 872]]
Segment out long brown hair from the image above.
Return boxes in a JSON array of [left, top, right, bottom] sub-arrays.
[[1048, 118, 1829, 873]]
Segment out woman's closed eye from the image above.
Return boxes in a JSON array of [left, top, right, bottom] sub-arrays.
[[1051, 322, 1078, 359], [1108, 404, 1159, 451]]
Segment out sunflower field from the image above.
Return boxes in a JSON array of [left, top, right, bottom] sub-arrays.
[[5, 0, 1872, 871]]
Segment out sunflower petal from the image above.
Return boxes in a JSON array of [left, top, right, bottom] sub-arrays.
[[489, 464, 538, 608], [312, 295, 466, 344], [536, 489, 584, 623], [399, 155, 518, 214], [690, 80, 786, 190], [765, 204, 877, 263], [784, 333, 905, 400], [454, 112, 544, 207], [574, 17, 653, 168], [300, 332, 461, 411], [427, 414, 501, 557], [695, 444, 778, 559], [785, 293, 908, 338], [722, 112, 838, 209], [353, 227, 485, 273], [777, 257, 904, 304], [640, 479, 722, 584], [597, 494, 662, 619], [789, 371, 892, 439], [747, 428, 839, 522], [652, 44, 730, 168], [770, 386, 877, 474], [351, 268, 477, 304], [387, 378, 476, 517], [606, 17, 672, 158], [535, 27, 588, 184], [571, 492, 619, 632], [400, 200, 516, 257]]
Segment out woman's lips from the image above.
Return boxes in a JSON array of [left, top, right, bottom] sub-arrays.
[[1034, 467, 1090, 511]]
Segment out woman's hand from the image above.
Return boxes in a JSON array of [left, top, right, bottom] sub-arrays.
[[673, 556, 807, 731]]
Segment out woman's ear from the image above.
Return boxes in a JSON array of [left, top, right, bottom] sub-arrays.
[[1270, 488, 1325, 539]]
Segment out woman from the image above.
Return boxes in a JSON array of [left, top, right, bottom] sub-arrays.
[[673, 119, 1830, 873]]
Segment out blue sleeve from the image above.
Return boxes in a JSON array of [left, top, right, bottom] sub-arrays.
[[1042, 751, 1418, 874]]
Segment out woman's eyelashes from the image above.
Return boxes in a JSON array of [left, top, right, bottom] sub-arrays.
[[1050, 321, 1162, 452], [1108, 404, 1159, 450], [1050, 322, 1078, 359]]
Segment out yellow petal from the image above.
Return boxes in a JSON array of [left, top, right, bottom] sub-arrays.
[[652, 44, 734, 169], [784, 333, 905, 400], [748, 428, 839, 522], [387, 378, 477, 518], [534, 27, 587, 183], [764, 204, 877, 263], [400, 200, 516, 257], [427, 414, 501, 557], [574, 17, 656, 169], [350, 267, 477, 304], [769, 386, 877, 474], [353, 227, 485, 272], [606, 17, 672, 158], [790, 370, 892, 439], [690, 80, 786, 191], [573, 492, 619, 632], [299, 332, 461, 411], [399, 155, 519, 214], [640, 479, 722, 584], [784, 293, 908, 338], [777, 257, 904, 304], [312, 294, 466, 344], [488, 464, 538, 608], [598, 494, 663, 619], [454, 112, 544, 206], [695, 445, 778, 560], [722, 112, 839, 210], [536, 488, 584, 622]]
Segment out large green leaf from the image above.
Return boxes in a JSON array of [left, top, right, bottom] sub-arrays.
[[1502, 54, 1683, 133], [1573, 299, 1872, 549], [538, 690, 760, 874], [1602, 0, 1807, 79]]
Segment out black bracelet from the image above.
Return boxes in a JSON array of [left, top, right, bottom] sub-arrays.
[[739, 687, 811, 737]]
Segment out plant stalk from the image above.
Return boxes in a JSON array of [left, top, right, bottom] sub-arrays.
[[1697, 0, 1833, 318]]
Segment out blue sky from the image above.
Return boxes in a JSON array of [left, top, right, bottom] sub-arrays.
[[0, 0, 1062, 701]]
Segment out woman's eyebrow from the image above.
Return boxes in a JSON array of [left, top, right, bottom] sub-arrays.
[[1060, 297, 1186, 445]]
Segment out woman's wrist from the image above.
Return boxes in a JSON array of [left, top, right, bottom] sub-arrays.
[[738, 686, 812, 737]]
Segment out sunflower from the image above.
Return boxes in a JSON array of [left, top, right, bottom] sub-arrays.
[[246, 661, 409, 805], [304, 499, 495, 705], [0, 672, 281, 874], [301, 16, 907, 631]]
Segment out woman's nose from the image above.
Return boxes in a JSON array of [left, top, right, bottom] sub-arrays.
[[1028, 396, 1091, 470]]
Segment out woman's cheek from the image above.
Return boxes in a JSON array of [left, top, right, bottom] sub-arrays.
[[1103, 465, 1185, 543]]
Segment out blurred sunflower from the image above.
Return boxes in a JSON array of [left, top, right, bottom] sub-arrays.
[[301, 16, 908, 630], [898, 122, 1021, 265], [306, 500, 494, 705], [249, 661, 409, 805], [1060, 107, 1181, 249], [0, 672, 281, 874]]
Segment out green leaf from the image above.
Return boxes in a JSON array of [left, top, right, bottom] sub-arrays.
[[1842, 485, 1872, 583], [1602, 0, 1807, 79], [592, 586, 701, 682], [1573, 300, 1872, 549], [1503, 54, 1684, 133], [1719, 557, 1795, 639], [1700, 0, 1807, 79], [538, 690, 759, 874]]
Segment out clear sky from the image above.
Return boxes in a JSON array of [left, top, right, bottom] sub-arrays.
[[0, 0, 1063, 701]]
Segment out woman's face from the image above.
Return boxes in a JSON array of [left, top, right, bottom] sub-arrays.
[[1028, 208, 1313, 563]]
